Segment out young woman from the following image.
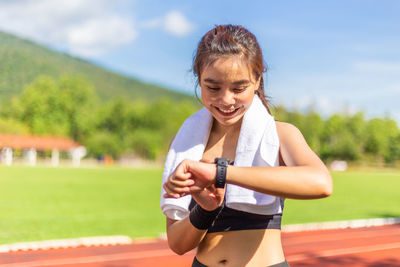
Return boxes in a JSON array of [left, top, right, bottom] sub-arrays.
[[161, 25, 332, 267]]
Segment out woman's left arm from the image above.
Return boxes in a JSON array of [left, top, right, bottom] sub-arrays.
[[226, 122, 332, 199]]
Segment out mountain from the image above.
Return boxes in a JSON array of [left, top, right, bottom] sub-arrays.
[[0, 31, 194, 102]]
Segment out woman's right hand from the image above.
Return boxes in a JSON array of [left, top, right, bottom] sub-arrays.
[[191, 184, 225, 211]]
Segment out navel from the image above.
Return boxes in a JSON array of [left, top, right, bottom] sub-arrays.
[[218, 259, 228, 265]]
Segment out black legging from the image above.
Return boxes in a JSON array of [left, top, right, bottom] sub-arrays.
[[192, 257, 290, 267]]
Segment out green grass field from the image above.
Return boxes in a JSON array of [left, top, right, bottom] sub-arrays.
[[0, 165, 399, 244], [283, 170, 400, 224]]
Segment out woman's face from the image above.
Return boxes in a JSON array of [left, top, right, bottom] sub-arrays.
[[199, 56, 260, 129]]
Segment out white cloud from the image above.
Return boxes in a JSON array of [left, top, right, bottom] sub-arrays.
[[141, 10, 195, 37], [164, 11, 194, 37], [0, 0, 136, 58], [67, 16, 136, 58]]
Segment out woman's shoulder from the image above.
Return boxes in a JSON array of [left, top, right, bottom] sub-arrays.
[[274, 121, 308, 152], [274, 121, 303, 139], [274, 121, 316, 166]]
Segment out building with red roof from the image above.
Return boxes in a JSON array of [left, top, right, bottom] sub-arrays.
[[0, 134, 85, 167]]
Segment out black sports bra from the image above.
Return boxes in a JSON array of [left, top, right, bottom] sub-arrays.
[[189, 197, 285, 233]]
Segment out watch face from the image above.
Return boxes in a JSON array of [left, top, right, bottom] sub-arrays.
[[216, 158, 230, 166]]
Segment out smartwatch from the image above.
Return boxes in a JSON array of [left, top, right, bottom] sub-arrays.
[[214, 158, 230, 188]]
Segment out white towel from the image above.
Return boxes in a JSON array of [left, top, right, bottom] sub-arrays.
[[160, 95, 282, 220]]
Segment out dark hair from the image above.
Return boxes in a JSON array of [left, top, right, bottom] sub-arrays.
[[192, 24, 270, 113]]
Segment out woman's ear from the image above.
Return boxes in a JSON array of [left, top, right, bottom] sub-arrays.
[[254, 76, 261, 92]]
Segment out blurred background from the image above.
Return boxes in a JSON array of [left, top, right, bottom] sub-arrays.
[[0, 0, 399, 246]]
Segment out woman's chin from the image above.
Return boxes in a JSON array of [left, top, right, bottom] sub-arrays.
[[213, 113, 244, 128]]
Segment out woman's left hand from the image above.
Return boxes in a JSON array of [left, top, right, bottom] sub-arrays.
[[186, 159, 217, 192], [182, 159, 226, 210], [163, 159, 219, 197]]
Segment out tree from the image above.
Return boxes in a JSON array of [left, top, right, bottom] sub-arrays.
[[302, 111, 324, 154], [0, 117, 29, 134], [84, 131, 123, 158], [18, 76, 69, 135], [58, 75, 98, 142], [5, 75, 98, 141], [320, 114, 361, 161]]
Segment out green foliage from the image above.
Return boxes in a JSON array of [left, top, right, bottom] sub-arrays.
[[18, 76, 70, 135], [128, 128, 164, 160], [0, 117, 29, 134], [272, 106, 400, 165], [3, 75, 97, 140], [58, 75, 98, 141], [320, 114, 361, 161], [0, 73, 198, 160], [86, 97, 198, 159], [84, 131, 124, 158]]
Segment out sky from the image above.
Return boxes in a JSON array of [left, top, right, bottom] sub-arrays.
[[0, 0, 399, 123]]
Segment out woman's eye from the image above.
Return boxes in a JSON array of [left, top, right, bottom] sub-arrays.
[[207, 86, 220, 91], [233, 87, 246, 93]]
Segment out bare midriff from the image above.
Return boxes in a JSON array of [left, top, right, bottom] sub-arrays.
[[196, 229, 285, 267]]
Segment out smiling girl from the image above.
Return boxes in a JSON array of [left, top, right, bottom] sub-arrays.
[[161, 25, 332, 267]]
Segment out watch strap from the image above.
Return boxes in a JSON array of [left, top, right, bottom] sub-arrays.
[[214, 158, 229, 188]]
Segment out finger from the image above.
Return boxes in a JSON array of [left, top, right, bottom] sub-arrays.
[[170, 168, 192, 181], [173, 171, 192, 181], [188, 184, 205, 193], [170, 178, 195, 187], [173, 160, 193, 180], [163, 182, 188, 196], [215, 187, 226, 203], [163, 192, 180, 199], [163, 183, 176, 197], [163, 185, 181, 199], [215, 187, 226, 196], [164, 181, 190, 194], [166, 182, 190, 194]]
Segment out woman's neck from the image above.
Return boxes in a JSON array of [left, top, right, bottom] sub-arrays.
[[212, 118, 243, 137]]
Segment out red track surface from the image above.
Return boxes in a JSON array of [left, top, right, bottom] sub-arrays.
[[1, 224, 399, 267]]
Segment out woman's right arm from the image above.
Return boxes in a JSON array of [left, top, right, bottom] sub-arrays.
[[164, 175, 224, 255], [163, 137, 224, 255], [166, 217, 207, 255], [164, 135, 205, 254]]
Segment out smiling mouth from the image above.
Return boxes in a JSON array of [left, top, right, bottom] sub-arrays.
[[215, 106, 240, 117]]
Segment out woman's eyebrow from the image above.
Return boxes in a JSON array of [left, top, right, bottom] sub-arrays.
[[232, 79, 251, 85], [203, 78, 221, 84], [203, 78, 251, 85]]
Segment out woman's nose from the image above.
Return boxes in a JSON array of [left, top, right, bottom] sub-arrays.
[[220, 89, 235, 105]]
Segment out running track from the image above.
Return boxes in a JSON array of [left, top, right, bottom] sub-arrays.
[[0, 224, 399, 267]]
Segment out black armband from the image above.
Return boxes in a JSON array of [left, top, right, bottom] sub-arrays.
[[189, 204, 223, 230]]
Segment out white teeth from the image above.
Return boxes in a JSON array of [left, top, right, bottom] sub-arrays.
[[219, 108, 236, 113]]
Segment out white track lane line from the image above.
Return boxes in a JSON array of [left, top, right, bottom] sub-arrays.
[[287, 242, 400, 262], [0, 248, 182, 267], [283, 228, 400, 245]]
